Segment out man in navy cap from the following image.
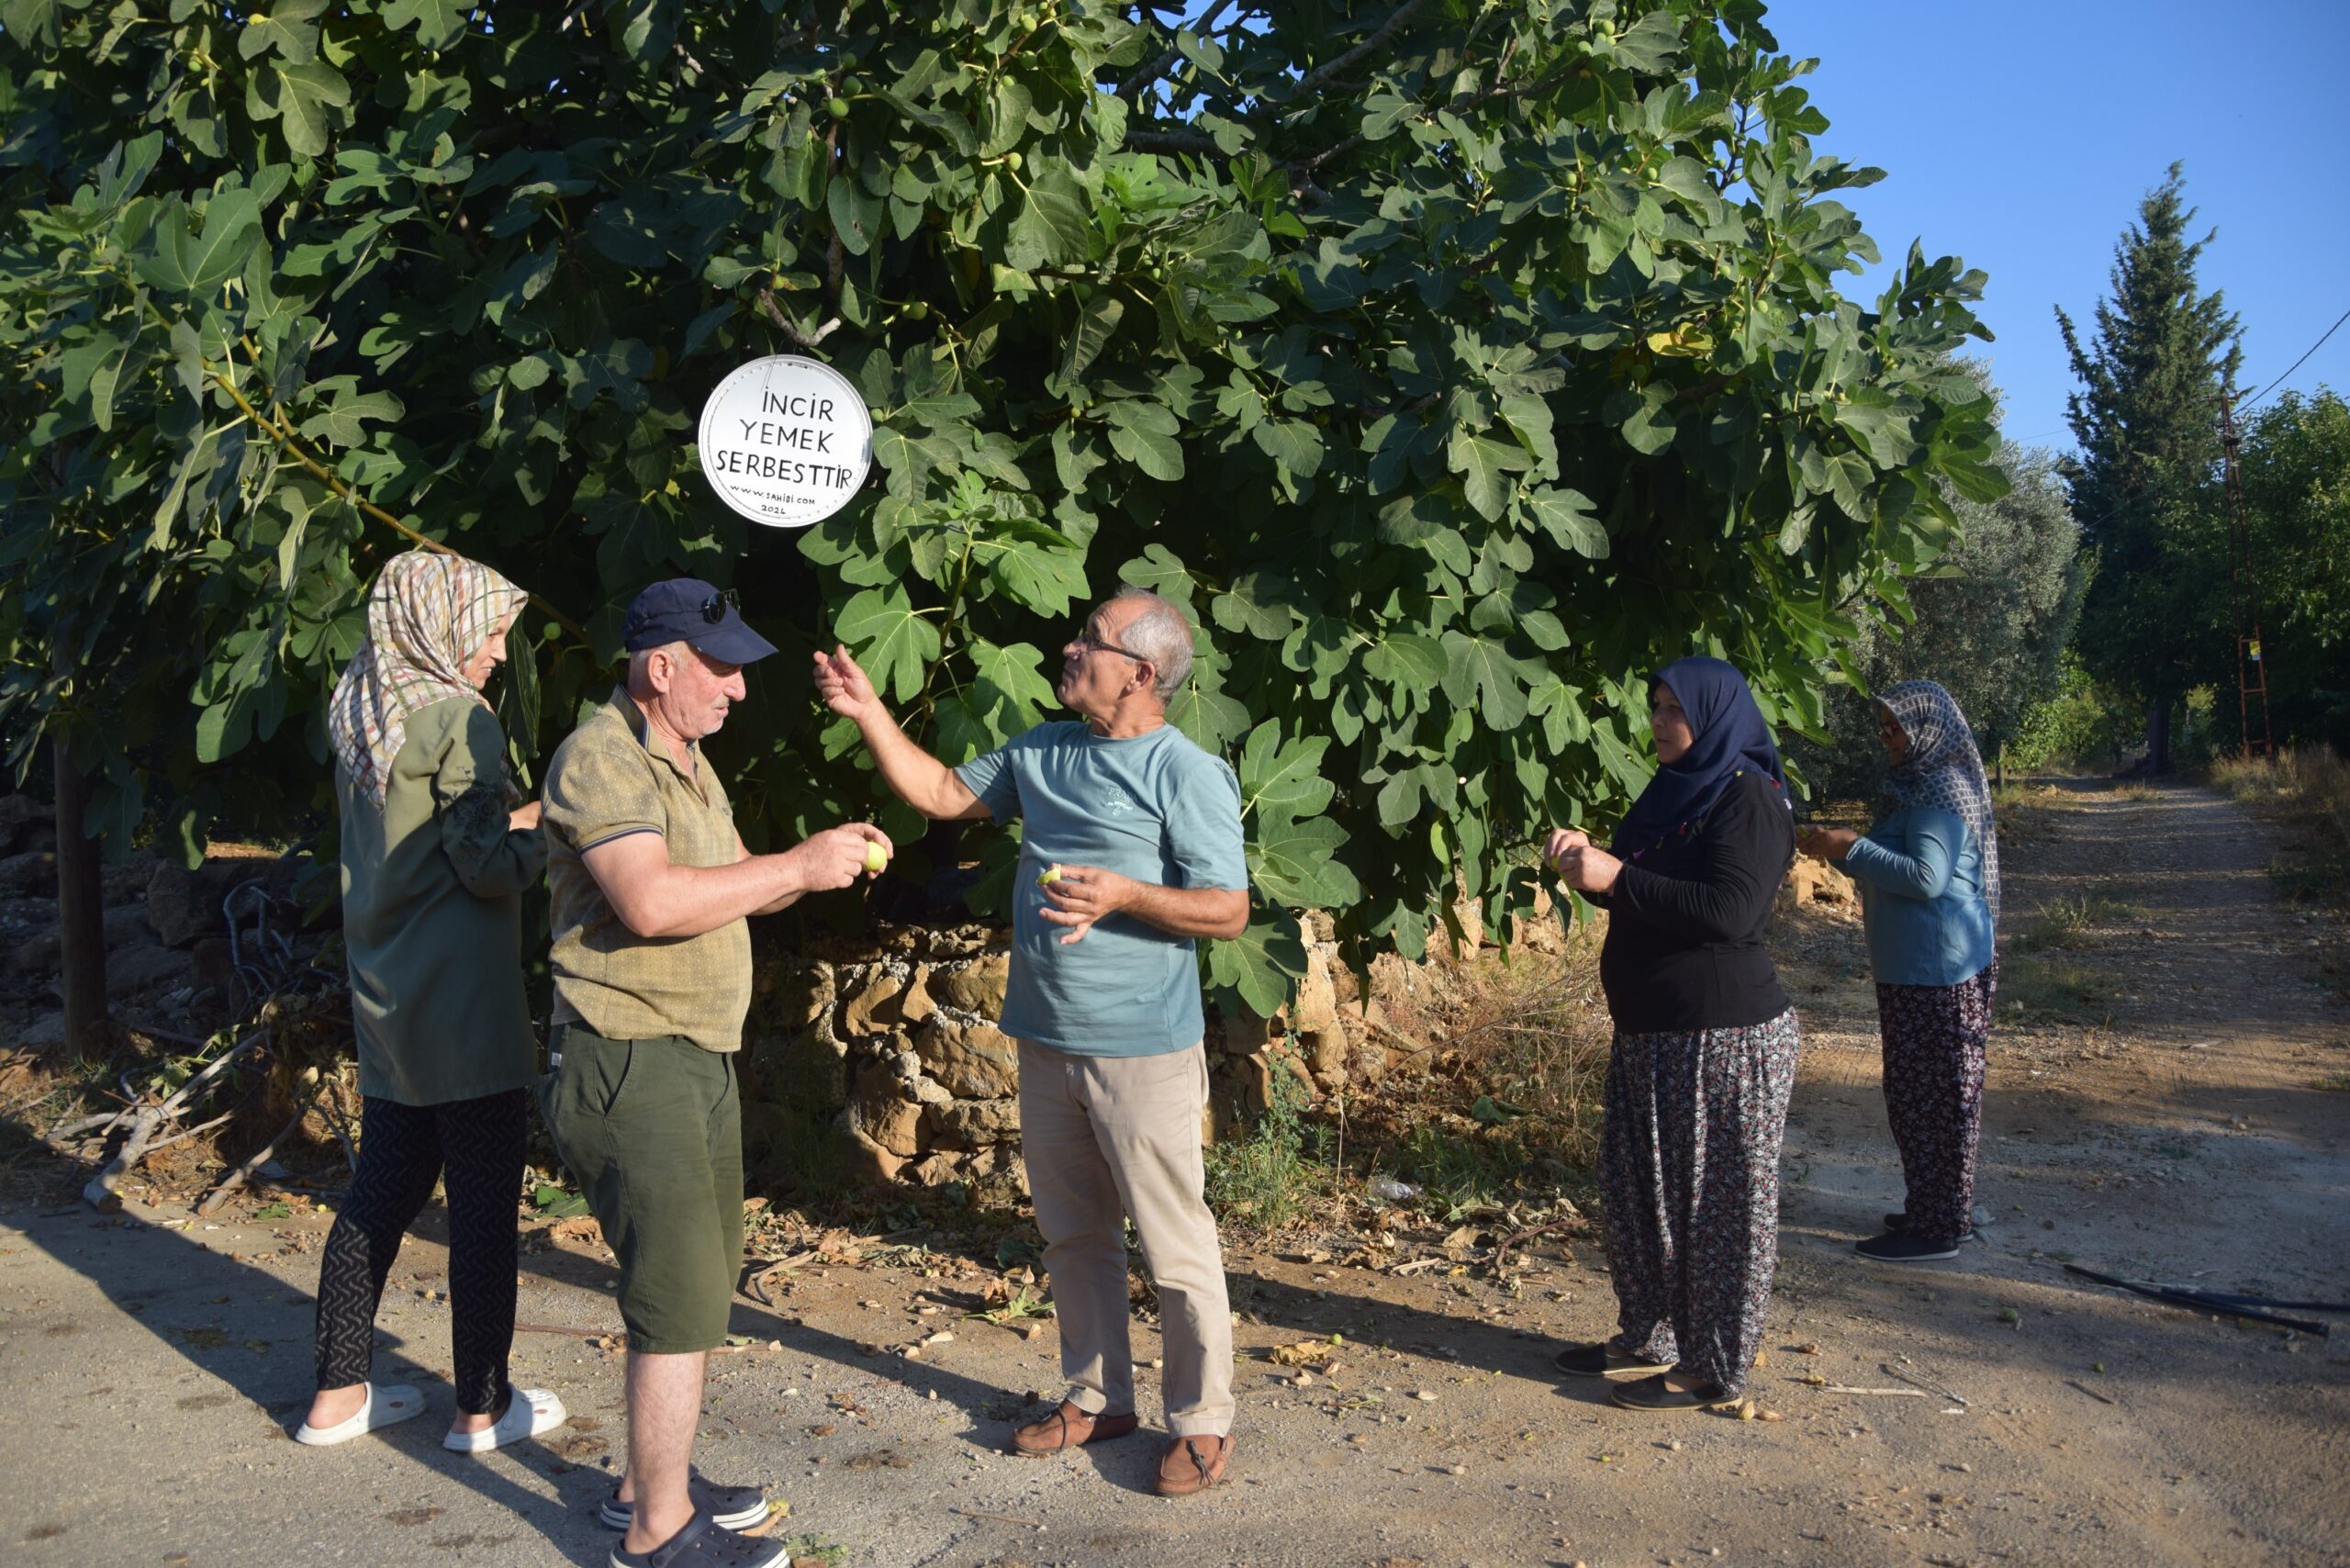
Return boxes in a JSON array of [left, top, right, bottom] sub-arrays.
[[540, 578, 890, 1567]]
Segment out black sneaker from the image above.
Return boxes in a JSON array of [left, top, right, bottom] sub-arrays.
[[602, 1469, 770, 1532], [609, 1509, 787, 1568], [1883, 1211, 1908, 1232], [1552, 1340, 1671, 1377], [1854, 1231, 1961, 1263]]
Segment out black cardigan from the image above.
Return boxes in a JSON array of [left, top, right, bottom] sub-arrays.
[[1594, 767, 1795, 1035]]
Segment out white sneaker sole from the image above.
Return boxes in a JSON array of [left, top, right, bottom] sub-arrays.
[[295, 1383, 425, 1446], [444, 1387, 567, 1451]]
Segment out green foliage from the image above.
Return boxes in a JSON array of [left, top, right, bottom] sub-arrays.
[[1998, 952, 2109, 1024], [530, 1182, 591, 1218], [3, 1, 2000, 1007], [2010, 883, 2143, 953], [1204, 1043, 1314, 1232], [1790, 377, 2083, 798], [2008, 650, 2139, 771], [2056, 162, 2241, 763], [2243, 389, 2350, 748], [1391, 1118, 1540, 1221]]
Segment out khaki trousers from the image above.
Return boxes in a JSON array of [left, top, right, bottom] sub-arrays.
[[1017, 1039, 1235, 1437]]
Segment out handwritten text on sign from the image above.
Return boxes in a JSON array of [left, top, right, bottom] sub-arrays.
[[697, 355, 873, 528]]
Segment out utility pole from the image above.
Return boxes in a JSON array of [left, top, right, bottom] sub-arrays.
[[2218, 389, 2274, 760]]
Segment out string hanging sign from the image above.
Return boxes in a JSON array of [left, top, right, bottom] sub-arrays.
[[697, 354, 873, 528]]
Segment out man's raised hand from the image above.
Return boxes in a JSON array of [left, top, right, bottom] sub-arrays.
[[811, 644, 879, 722], [785, 823, 894, 892]]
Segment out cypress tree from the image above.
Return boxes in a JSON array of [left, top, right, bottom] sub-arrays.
[[2056, 162, 2242, 770]]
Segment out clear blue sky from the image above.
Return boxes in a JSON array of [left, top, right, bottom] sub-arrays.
[[1760, 0, 2350, 453]]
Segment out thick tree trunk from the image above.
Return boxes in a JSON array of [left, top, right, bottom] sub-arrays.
[[52, 739, 110, 1059], [2144, 698, 2172, 775]]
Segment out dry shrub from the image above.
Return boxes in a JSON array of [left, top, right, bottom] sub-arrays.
[[1419, 921, 1615, 1174], [2211, 746, 2350, 833], [2211, 747, 2350, 906]]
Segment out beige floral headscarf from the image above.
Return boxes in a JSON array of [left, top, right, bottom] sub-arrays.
[[328, 552, 530, 811]]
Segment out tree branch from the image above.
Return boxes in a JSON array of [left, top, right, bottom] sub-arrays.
[[198, 1090, 322, 1215], [1125, 126, 1229, 156], [1673, 373, 1738, 404], [756, 287, 844, 349], [207, 370, 588, 640], [1119, 0, 1239, 100], [1291, 50, 1570, 192], [1293, 0, 1428, 99]]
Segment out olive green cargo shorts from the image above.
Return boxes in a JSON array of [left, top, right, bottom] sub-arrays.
[[541, 1024, 743, 1355]]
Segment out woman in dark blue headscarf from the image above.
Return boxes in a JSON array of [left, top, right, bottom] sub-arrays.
[[1541, 656, 1799, 1412]]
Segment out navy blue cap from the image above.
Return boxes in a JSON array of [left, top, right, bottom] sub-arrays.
[[622, 578, 778, 665]]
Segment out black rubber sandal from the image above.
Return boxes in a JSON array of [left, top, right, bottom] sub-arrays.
[[1607, 1373, 1743, 1412], [602, 1468, 769, 1532], [608, 1509, 787, 1568], [1552, 1341, 1671, 1378]]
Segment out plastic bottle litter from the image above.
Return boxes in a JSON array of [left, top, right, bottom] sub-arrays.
[[1369, 1178, 1423, 1202]]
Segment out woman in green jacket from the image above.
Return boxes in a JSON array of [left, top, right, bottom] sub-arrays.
[[297, 552, 567, 1451], [1798, 681, 1999, 1265]]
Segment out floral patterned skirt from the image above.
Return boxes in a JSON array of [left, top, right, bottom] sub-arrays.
[[1876, 959, 1998, 1244], [1596, 1008, 1800, 1394]]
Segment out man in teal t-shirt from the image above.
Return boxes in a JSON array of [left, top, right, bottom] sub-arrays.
[[814, 588, 1249, 1498]]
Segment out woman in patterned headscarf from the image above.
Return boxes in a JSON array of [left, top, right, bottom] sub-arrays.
[[1797, 680, 1999, 1264], [298, 552, 567, 1453]]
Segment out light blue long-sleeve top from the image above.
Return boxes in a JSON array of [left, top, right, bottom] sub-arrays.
[[1841, 805, 1996, 987]]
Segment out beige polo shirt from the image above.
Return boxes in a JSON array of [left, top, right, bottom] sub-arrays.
[[543, 688, 750, 1053]]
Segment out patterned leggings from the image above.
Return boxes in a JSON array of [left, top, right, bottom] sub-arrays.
[[312, 1089, 528, 1415], [1597, 1009, 1801, 1394], [1877, 960, 1998, 1245]]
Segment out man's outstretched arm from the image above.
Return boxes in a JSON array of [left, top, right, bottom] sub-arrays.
[[581, 822, 891, 939], [812, 644, 992, 822]]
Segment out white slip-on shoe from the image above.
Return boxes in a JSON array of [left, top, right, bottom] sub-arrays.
[[294, 1383, 427, 1446], [444, 1384, 567, 1452]]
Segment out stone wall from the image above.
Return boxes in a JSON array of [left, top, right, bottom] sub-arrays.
[[744, 884, 1581, 1193], [0, 793, 331, 1056]]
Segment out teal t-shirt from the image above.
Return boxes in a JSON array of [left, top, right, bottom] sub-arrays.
[[956, 720, 1248, 1056]]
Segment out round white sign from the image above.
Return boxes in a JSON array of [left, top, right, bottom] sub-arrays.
[[697, 354, 874, 529]]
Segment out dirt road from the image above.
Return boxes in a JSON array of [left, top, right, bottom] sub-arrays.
[[2, 779, 2344, 1566]]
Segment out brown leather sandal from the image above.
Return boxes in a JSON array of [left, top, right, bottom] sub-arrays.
[[1009, 1400, 1138, 1457], [1155, 1433, 1234, 1496]]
